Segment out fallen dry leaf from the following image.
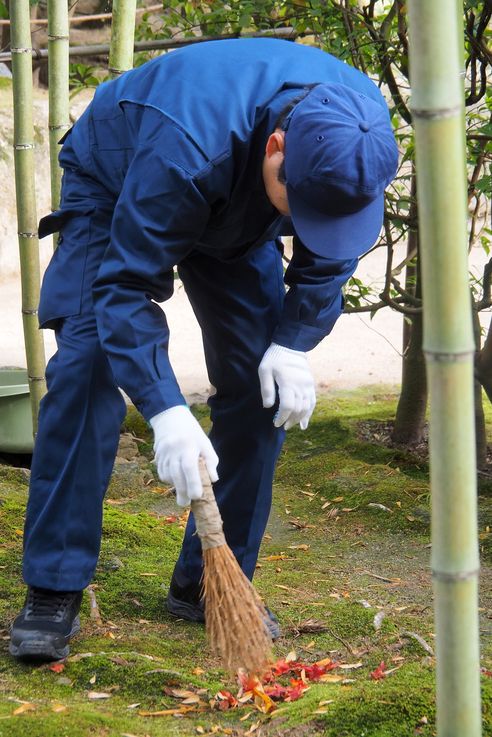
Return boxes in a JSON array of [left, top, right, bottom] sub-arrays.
[[338, 662, 363, 670], [13, 702, 37, 715], [368, 503, 392, 513], [139, 706, 196, 717], [373, 610, 386, 631], [50, 702, 67, 713], [245, 720, 261, 735], [288, 544, 310, 551], [87, 691, 112, 700], [318, 674, 344, 683], [170, 689, 200, 701], [253, 687, 277, 714]]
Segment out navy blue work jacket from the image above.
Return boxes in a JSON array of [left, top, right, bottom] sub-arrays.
[[39, 39, 389, 418]]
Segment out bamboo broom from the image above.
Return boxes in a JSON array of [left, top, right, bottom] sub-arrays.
[[190, 461, 273, 674]]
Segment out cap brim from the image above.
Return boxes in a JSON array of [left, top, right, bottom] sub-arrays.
[[287, 183, 384, 260]]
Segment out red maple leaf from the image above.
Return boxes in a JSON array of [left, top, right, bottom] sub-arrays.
[[263, 683, 290, 700], [238, 672, 261, 692], [303, 662, 338, 681], [271, 659, 295, 676], [370, 661, 387, 680], [285, 682, 308, 702], [217, 690, 238, 707], [48, 663, 65, 673]]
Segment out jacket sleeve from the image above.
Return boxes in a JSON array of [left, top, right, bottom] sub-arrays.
[[92, 144, 211, 420], [272, 236, 358, 352]]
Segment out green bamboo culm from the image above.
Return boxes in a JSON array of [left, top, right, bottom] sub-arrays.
[[108, 0, 138, 78], [10, 0, 47, 434], [407, 3, 482, 737], [47, 0, 70, 250]]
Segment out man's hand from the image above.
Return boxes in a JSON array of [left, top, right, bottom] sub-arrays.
[[258, 343, 316, 430], [149, 406, 219, 506]]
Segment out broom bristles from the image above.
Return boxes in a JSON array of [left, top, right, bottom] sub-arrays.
[[202, 544, 273, 675]]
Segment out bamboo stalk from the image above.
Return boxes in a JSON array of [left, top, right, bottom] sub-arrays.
[[47, 0, 70, 250], [407, 2, 482, 736], [108, 0, 137, 78], [10, 0, 47, 434]]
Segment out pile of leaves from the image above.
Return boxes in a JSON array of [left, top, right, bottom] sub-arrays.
[[213, 653, 351, 715]]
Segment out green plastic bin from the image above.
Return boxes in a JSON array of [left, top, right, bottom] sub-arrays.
[[0, 368, 34, 454]]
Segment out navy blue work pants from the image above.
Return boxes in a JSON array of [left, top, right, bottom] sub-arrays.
[[22, 176, 286, 591]]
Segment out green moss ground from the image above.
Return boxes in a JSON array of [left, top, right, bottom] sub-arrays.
[[0, 389, 491, 736]]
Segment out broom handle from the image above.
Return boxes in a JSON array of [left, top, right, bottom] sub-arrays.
[[190, 459, 226, 551]]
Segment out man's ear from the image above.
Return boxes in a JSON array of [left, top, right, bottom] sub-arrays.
[[265, 129, 286, 158]]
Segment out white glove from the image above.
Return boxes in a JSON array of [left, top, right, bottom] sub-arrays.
[[149, 405, 219, 507], [258, 343, 316, 431]]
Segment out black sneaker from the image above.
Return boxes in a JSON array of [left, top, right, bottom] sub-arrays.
[[166, 573, 281, 640], [9, 586, 83, 661]]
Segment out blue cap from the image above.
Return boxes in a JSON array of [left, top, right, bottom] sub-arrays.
[[283, 83, 398, 259]]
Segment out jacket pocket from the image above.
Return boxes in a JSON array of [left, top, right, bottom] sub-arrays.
[[38, 207, 96, 328]]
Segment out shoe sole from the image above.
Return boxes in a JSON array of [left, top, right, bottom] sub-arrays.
[[8, 616, 81, 661], [166, 592, 205, 623]]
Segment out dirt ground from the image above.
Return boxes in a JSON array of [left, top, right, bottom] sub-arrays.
[[0, 395, 491, 737]]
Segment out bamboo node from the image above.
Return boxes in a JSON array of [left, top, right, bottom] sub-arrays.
[[14, 143, 35, 151], [432, 568, 480, 582], [22, 308, 39, 315], [10, 47, 32, 54], [18, 232, 38, 239], [48, 34, 70, 41], [410, 105, 462, 120], [28, 375, 47, 383], [108, 67, 126, 75], [424, 349, 474, 363], [49, 124, 71, 131]]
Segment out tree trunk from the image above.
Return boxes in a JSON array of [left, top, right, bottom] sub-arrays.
[[476, 314, 492, 403], [392, 174, 428, 445], [473, 308, 487, 468], [1, 1, 10, 73]]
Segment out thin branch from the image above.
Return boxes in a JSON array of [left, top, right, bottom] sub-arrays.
[[475, 259, 492, 312]]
